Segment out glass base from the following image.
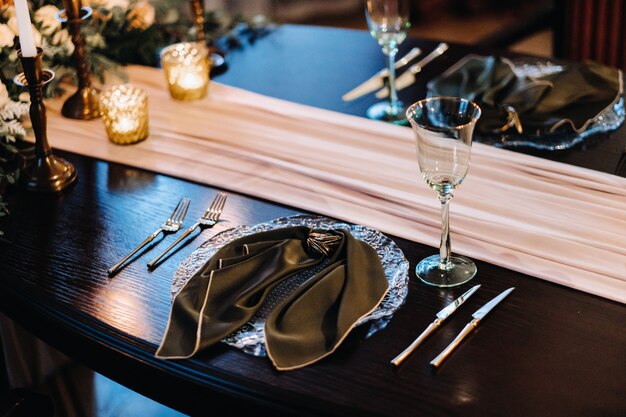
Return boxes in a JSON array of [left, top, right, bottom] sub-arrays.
[[416, 255, 477, 287], [366, 101, 408, 125]]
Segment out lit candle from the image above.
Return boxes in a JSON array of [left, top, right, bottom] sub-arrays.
[[112, 117, 136, 134], [160, 42, 210, 101], [178, 72, 204, 90], [99, 84, 149, 145], [13, 0, 37, 57]]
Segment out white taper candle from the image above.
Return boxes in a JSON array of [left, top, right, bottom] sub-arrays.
[[13, 0, 37, 57]]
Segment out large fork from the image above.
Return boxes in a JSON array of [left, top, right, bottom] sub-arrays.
[[107, 197, 191, 276], [147, 192, 227, 269]]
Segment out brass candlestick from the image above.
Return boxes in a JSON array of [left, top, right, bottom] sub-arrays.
[[57, 1, 99, 120], [15, 49, 78, 192], [189, 0, 227, 75], [190, 0, 205, 43]]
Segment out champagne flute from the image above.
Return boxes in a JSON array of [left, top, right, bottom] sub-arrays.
[[365, 0, 411, 124], [407, 97, 481, 287]]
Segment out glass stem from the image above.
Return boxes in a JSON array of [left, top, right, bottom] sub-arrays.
[[438, 192, 453, 270], [383, 44, 399, 115]]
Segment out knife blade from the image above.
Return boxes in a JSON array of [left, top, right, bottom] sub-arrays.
[[342, 47, 422, 101], [430, 287, 515, 367], [375, 42, 449, 99], [390, 284, 480, 366]]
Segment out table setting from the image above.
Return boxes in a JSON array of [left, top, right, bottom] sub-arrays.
[[1, 0, 626, 414]]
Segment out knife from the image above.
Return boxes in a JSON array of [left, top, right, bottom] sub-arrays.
[[342, 47, 422, 101], [375, 42, 448, 99], [430, 287, 515, 367], [390, 284, 480, 366]]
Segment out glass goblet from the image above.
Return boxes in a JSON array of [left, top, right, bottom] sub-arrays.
[[365, 0, 411, 124], [406, 97, 481, 287]]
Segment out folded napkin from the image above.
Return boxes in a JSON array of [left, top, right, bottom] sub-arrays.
[[428, 55, 623, 136], [156, 226, 389, 370]]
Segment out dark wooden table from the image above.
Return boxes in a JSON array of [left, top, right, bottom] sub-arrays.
[[1, 25, 626, 417]]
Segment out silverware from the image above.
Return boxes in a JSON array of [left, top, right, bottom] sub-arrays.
[[342, 47, 422, 101], [147, 192, 227, 269], [375, 42, 448, 99], [430, 287, 515, 367], [107, 197, 190, 276], [391, 284, 480, 366]]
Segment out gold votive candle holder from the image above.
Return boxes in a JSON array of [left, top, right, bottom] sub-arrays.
[[99, 84, 149, 145], [160, 42, 210, 101]]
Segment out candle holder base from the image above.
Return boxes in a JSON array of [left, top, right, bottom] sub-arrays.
[[15, 49, 79, 193], [20, 153, 77, 192], [61, 86, 100, 120]]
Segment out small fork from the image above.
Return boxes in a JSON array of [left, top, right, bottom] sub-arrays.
[[147, 192, 227, 270], [107, 197, 191, 276]]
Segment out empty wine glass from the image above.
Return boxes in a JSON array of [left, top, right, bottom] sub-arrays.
[[365, 0, 410, 124], [407, 97, 481, 287]]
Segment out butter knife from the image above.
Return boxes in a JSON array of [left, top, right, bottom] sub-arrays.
[[430, 287, 515, 367], [390, 284, 480, 366], [375, 42, 448, 99], [342, 47, 422, 101]]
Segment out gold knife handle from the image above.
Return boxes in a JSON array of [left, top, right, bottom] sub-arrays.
[[430, 319, 478, 367], [391, 319, 442, 366]]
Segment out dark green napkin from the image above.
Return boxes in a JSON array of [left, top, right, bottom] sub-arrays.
[[428, 55, 622, 135], [156, 226, 389, 370]]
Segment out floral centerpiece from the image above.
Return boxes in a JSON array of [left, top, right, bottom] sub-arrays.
[[0, 79, 28, 226], [0, 0, 269, 226]]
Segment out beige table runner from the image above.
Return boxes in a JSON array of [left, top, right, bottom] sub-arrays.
[[44, 66, 626, 303]]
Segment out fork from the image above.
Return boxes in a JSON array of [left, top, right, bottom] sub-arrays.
[[147, 192, 227, 270], [107, 197, 191, 276]]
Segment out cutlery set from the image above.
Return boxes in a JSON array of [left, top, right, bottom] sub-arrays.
[[107, 192, 227, 276], [342, 42, 448, 102], [392, 286, 515, 368], [107, 191, 512, 369]]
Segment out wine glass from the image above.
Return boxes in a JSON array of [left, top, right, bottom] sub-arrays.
[[406, 97, 481, 287], [365, 0, 411, 124]]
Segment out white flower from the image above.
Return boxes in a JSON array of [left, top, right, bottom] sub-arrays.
[[0, 81, 10, 108], [160, 8, 178, 25], [0, 24, 14, 48], [127, 0, 155, 30], [34, 5, 62, 36], [51, 28, 69, 45], [7, 17, 18, 36], [8, 49, 17, 62], [32, 24, 42, 48], [85, 33, 106, 49], [18, 92, 30, 104], [1, 5, 15, 20]]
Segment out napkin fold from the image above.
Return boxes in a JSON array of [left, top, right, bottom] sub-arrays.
[[428, 55, 623, 135], [156, 226, 389, 370]]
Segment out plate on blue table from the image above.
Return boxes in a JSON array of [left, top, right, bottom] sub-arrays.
[[428, 55, 625, 151], [172, 214, 410, 357]]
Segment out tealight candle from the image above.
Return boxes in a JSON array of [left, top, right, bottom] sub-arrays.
[[99, 85, 149, 145], [160, 42, 210, 101], [178, 72, 205, 90], [112, 117, 137, 134], [13, 0, 37, 57]]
